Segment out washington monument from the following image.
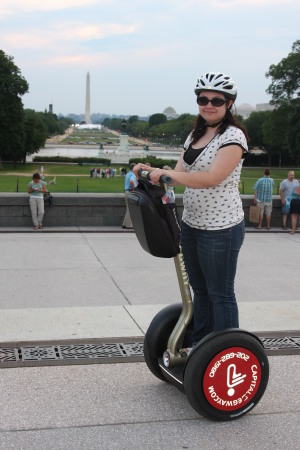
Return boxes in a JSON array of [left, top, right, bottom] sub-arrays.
[[85, 71, 91, 124]]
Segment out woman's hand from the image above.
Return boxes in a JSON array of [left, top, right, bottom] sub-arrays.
[[132, 163, 144, 177], [149, 169, 168, 184]]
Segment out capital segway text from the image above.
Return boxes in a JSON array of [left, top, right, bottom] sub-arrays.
[[209, 351, 249, 378], [208, 386, 242, 407]]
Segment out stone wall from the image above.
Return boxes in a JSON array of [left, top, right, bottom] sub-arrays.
[[0, 193, 285, 228]]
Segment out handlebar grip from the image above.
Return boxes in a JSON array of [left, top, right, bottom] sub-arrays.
[[138, 169, 151, 180], [160, 175, 173, 184], [138, 169, 172, 185]]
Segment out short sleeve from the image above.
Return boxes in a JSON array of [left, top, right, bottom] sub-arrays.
[[219, 126, 248, 156]]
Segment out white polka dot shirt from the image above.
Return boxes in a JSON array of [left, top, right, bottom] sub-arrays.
[[181, 126, 248, 230]]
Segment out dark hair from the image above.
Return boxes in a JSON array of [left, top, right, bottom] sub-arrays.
[[33, 173, 40, 180], [190, 107, 249, 145], [264, 168, 270, 176], [129, 163, 136, 170]]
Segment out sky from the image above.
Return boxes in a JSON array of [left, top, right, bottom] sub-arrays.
[[0, 0, 299, 118]]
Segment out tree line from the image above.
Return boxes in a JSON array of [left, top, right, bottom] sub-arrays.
[[1, 40, 299, 167], [0, 49, 73, 167]]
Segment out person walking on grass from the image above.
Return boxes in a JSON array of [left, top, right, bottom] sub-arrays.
[[253, 168, 274, 230]]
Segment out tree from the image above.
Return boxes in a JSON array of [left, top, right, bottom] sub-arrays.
[[286, 100, 300, 165], [38, 112, 60, 136], [0, 50, 29, 167], [266, 40, 300, 103], [128, 115, 139, 124], [265, 40, 300, 165], [57, 116, 74, 134], [262, 107, 288, 166], [23, 109, 48, 160], [149, 113, 167, 127], [102, 117, 123, 131], [244, 111, 271, 148]]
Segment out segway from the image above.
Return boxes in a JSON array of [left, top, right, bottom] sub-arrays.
[[128, 171, 269, 421]]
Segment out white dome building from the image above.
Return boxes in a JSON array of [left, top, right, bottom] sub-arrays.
[[163, 107, 178, 120]]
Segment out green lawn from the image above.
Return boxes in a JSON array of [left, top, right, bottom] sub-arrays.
[[0, 174, 126, 194], [0, 163, 299, 194]]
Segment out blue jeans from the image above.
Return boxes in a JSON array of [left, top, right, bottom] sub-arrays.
[[181, 220, 245, 343]]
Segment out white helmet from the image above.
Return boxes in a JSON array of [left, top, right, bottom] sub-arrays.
[[194, 72, 237, 101]]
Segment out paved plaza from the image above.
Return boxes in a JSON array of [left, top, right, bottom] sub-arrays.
[[0, 230, 299, 449]]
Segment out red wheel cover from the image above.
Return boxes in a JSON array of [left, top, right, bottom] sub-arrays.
[[203, 347, 262, 411]]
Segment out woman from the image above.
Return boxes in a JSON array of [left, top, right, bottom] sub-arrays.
[[289, 184, 300, 234], [134, 72, 249, 344], [28, 172, 47, 230]]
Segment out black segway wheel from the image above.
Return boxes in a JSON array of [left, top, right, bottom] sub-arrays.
[[183, 330, 269, 421], [144, 304, 192, 382]]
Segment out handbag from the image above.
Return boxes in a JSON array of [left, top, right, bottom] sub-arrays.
[[128, 177, 181, 257], [249, 205, 260, 224], [44, 191, 53, 207]]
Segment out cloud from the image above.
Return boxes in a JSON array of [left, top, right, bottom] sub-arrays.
[[41, 45, 165, 68], [177, 0, 298, 8], [0, 0, 100, 16], [0, 22, 139, 50], [216, 0, 297, 5], [56, 22, 139, 41]]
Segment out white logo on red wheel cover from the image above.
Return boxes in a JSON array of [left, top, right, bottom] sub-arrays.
[[203, 347, 261, 411]]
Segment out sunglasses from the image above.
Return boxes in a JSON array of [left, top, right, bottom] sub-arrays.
[[196, 96, 227, 107]]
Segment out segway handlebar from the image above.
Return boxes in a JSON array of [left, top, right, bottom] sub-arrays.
[[138, 169, 173, 185]]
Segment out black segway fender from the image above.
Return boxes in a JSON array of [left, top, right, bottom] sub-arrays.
[[190, 328, 264, 352], [144, 304, 182, 381], [183, 329, 269, 421]]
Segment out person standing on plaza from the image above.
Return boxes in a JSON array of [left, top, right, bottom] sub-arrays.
[[134, 71, 248, 344], [253, 168, 274, 230], [280, 171, 299, 230], [28, 173, 47, 230], [290, 185, 300, 234], [122, 162, 137, 229]]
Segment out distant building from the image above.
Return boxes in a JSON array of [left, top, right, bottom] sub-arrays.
[[163, 106, 178, 120], [77, 124, 102, 130], [256, 103, 275, 112], [236, 103, 255, 119], [236, 102, 275, 119]]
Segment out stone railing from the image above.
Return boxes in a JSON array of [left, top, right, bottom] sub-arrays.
[[0, 194, 284, 228]]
